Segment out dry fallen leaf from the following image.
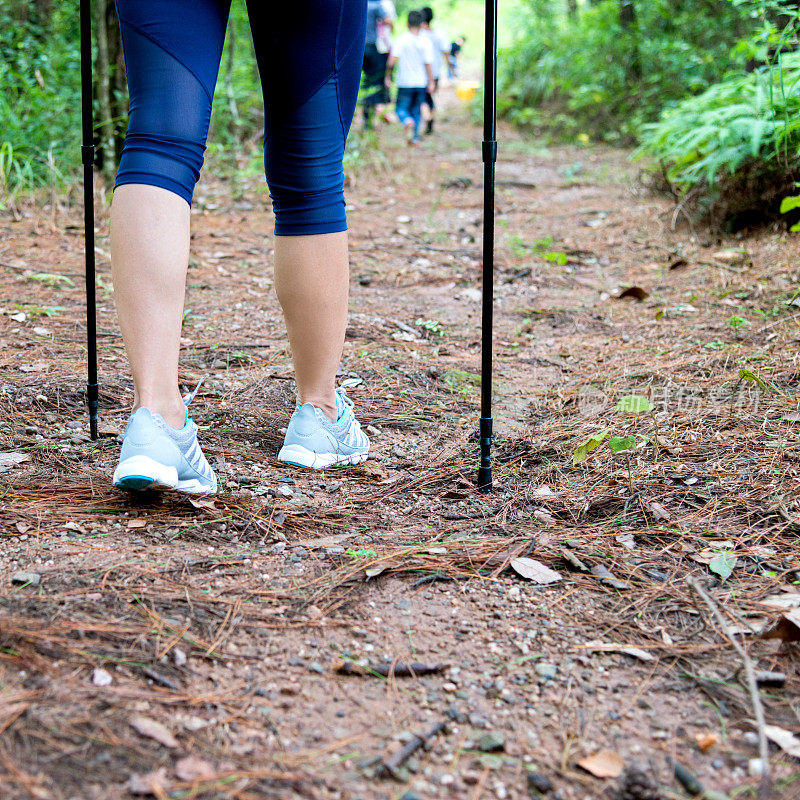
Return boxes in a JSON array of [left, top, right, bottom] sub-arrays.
[[644, 498, 671, 521], [509, 557, 562, 585], [590, 564, 628, 590], [764, 725, 800, 759], [175, 755, 215, 781], [130, 715, 178, 748], [582, 640, 655, 662], [0, 452, 30, 473], [127, 519, 147, 529], [758, 592, 800, 610], [760, 608, 800, 642], [188, 496, 218, 512], [617, 286, 649, 301], [127, 768, 170, 795], [712, 248, 751, 267], [577, 749, 624, 778]]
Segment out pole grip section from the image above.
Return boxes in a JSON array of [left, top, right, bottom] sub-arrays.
[[81, 144, 95, 165], [482, 140, 497, 163], [477, 416, 493, 492]]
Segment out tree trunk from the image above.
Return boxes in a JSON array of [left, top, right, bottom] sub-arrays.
[[225, 21, 242, 140], [620, 0, 636, 28], [34, 0, 52, 25], [619, 0, 642, 80], [95, 0, 116, 183], [111, 11, 127, 165]]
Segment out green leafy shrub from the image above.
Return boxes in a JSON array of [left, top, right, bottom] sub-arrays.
[[637, 51, 800, 227], [0, 9, 82, 195]]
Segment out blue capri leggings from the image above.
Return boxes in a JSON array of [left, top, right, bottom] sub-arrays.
[[114, 0, 366, 235]]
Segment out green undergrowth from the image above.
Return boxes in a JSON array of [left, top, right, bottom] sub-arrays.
[[637, 50, 800, 227]]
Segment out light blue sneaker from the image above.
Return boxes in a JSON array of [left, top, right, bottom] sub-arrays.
[[278, 388, 369, 469], [112, 406, 217, 494]]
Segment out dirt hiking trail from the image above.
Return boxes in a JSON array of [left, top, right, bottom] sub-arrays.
[[1, 91, 800, 800]]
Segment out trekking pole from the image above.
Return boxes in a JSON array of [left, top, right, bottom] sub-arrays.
[[80, 0, 99, 440], [478, 0, 498, 492]]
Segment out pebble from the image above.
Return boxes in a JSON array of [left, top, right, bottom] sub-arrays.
[[276, 485, 294, 498], [476, 732, 505, 753], [742, 732, 759, 747], [173, 648, 187, 667], [92, 667, 113, 687], [447, 704, 466, 723], [12, 571, 41, 586], [748, 758, 766, 776], [527, 772, 553, 793], [23, 426, 38, 435], [66, 420, 83, 430], [535, 663, 557, 680], [307, 662, 324, 674]]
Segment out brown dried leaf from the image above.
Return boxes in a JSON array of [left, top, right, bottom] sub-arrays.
[[617, 286, 649, 301], [644, 499, 671, 521], [764, 725, 800, 759], [577, 749, 624, 778], [188, 496, 218, 513], [712, 248, 751, 267], [175, 755, 215, 781], [590, 564, 628, 590], [760, 608, 800, 642], [582, 640, 655, 662], [127, 768, 170, 795], [509, 557, 561, 585], [130, 715, 178, 748]]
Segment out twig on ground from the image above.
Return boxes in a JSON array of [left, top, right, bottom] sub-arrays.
[[379, 720, 447, 779], [333, 660, 448, 678], [686, 577, 771, 800]]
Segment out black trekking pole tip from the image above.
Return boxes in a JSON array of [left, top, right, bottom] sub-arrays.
[[87, 382, 99, 441], [477, 416, 493, 492]]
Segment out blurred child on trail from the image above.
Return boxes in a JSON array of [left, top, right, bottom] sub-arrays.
[[420, 6, 449, 134], [385, 9, 434, 146]]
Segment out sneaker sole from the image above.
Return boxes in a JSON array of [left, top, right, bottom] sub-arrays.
[[277, 444, 368, 470], [113, 455, 216, 494]]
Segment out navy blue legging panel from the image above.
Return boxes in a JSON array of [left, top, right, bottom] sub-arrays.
[[114, 0, 366, 235]]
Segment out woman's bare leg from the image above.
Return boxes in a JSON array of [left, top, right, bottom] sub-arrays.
[[110, 184, 189, 429], [113, 191, 348, 427], [274, 232, 349, 422]]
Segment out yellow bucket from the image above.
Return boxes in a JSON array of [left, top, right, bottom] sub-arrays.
[[455, 81, 480, 103]]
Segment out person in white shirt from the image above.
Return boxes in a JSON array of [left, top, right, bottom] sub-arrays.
[[420, 6, 449, 135], [385, 9, 435, 145]]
